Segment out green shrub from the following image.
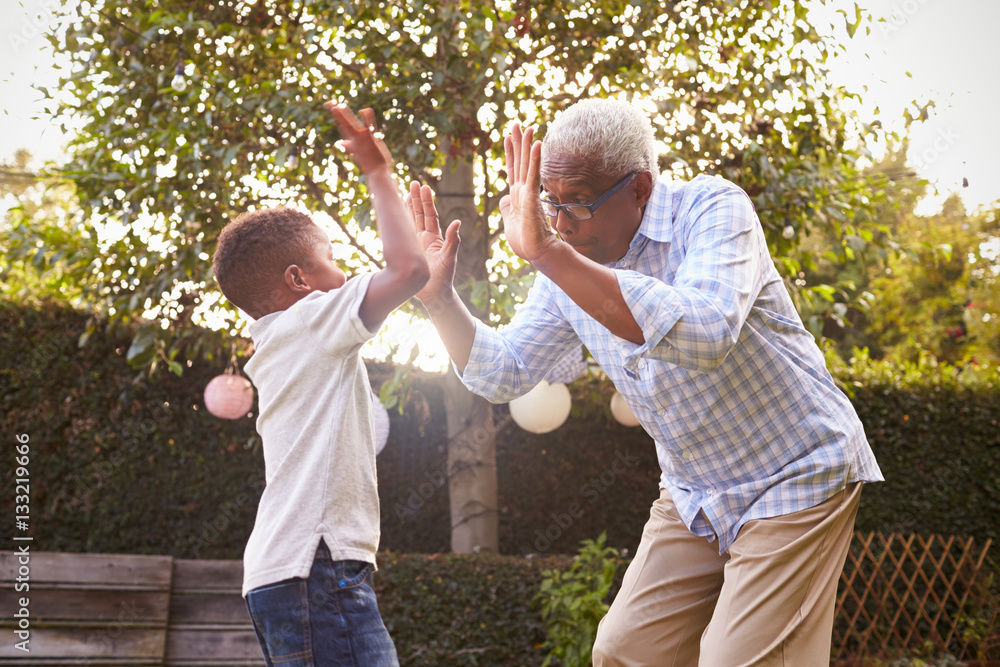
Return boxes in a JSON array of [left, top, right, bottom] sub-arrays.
[[536, 532, 619, 667], [373, 550, 572, 666]]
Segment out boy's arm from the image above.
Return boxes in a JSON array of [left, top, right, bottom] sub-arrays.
[[325, 103, 430, 331], [407, 182, 477, 371]]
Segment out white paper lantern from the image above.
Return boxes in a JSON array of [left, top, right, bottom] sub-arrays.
[[204, 374, 254, 420], [372, 391, 390, 455], [509, 381, 572, 434], [610, 391, 640, 427]]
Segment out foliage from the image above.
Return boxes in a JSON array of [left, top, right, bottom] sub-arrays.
[[827, 348, 1000, 566], [536, 532, 619, 667], [881, 653, 969, 666], [6, 0, 904, 373], [801, 141, 1000, 366], [373, 550, 564, 666], [864, 197, 1000, 365], [0, 151, 86, 306], [0, 298, 263, 557]]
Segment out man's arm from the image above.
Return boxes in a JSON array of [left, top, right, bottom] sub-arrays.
[[500, 123, 644, 344], [325, 103, 429, 330]]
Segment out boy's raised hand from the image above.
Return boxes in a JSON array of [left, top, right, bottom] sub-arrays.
[[324, 102, 393, 174], [406, 181, 461, 306]]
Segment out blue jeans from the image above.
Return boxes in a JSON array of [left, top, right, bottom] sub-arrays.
[[246, 542, 399, 666]]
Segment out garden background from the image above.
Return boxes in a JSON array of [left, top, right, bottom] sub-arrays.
[[2, 0, 1000, 664]]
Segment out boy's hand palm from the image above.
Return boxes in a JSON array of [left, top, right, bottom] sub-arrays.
[[407, 181, 461, 305]]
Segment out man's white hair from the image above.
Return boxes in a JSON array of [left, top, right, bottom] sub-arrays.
[[542, 99, 659, 180]]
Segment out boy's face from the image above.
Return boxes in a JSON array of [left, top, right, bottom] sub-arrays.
[[300, 231, 347, 293]]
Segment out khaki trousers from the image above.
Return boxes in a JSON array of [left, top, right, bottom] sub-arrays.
[[593, 483, 862, 667]]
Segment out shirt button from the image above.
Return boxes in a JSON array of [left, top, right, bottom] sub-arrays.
[[707, 488, 715, 495], [682, 451, 693, 461], [656, 409, 665, 416], [637, 359, 646, 369]]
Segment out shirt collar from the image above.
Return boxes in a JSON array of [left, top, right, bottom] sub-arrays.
[[634, 174, 675, 245]]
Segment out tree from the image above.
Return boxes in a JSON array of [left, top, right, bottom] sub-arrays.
[[15, 0, 899, 552], [864, 196, 1000, 365], [1, 150, 88, 307]]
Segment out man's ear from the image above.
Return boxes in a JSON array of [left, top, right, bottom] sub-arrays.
[[284, 265, 311, 293], [634, 171, 655, 208]]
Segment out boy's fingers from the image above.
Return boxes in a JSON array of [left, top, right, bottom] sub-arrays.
[[325, 101, 365, 134], [420, 185, 439, 233], [408, 181, 423, 227], [360, 108, 376, 131], [443, 220, 462, 255]]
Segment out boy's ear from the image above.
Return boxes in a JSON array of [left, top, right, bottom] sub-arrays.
[[284, 265, 311, 293]]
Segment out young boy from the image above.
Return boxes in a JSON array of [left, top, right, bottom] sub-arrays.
[[211, 103, 430, 666]]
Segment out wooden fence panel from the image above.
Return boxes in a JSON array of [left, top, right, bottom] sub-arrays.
[[833, 532, 997, 663], [0, 551, 172, 665], [164, 559, 263, 666]]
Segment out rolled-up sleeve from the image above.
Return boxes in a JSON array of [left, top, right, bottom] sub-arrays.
[[617, 181, 764, 373]]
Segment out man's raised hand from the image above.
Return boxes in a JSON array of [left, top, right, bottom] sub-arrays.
[[499, 122, 559, 265]]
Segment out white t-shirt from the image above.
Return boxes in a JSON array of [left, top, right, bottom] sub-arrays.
[[241, 274, 381, 596]]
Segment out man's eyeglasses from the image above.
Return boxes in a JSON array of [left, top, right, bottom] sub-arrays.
[[540, 172, 637, 221]]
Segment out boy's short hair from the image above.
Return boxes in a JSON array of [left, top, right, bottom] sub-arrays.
[[212, 207, 327, 318]]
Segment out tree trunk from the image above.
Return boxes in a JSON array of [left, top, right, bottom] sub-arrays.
[[442, 368, 498, 553], [434, 151, 499, 553]]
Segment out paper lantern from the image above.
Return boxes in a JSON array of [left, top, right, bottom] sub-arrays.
[[204, 374, 254, 420], [509, 381, 571, 434], [610, 391, 640, 427], [372, 391, 390, 455]]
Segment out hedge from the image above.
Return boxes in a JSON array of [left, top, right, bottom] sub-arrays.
[[2, 300, 999, 566], [373, 551, 571, 666]]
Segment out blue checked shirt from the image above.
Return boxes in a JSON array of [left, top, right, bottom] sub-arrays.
[[460, 174, 883, 553]]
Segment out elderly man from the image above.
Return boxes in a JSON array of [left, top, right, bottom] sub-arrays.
[[411, 98, 882, 666]]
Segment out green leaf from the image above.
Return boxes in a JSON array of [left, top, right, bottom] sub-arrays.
[[126, 327, 156, 366]]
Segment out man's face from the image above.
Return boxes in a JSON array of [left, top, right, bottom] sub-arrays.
[[539, 152, 649, 265]]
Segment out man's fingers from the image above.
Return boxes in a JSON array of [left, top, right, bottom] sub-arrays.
[[526, 140, 542, 192], [520, 126, 534, 183], [504, 134, 515, 188], [510, 122, 522, 181]]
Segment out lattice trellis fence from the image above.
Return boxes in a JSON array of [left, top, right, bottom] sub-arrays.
[[833, 532, 998, 663]]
